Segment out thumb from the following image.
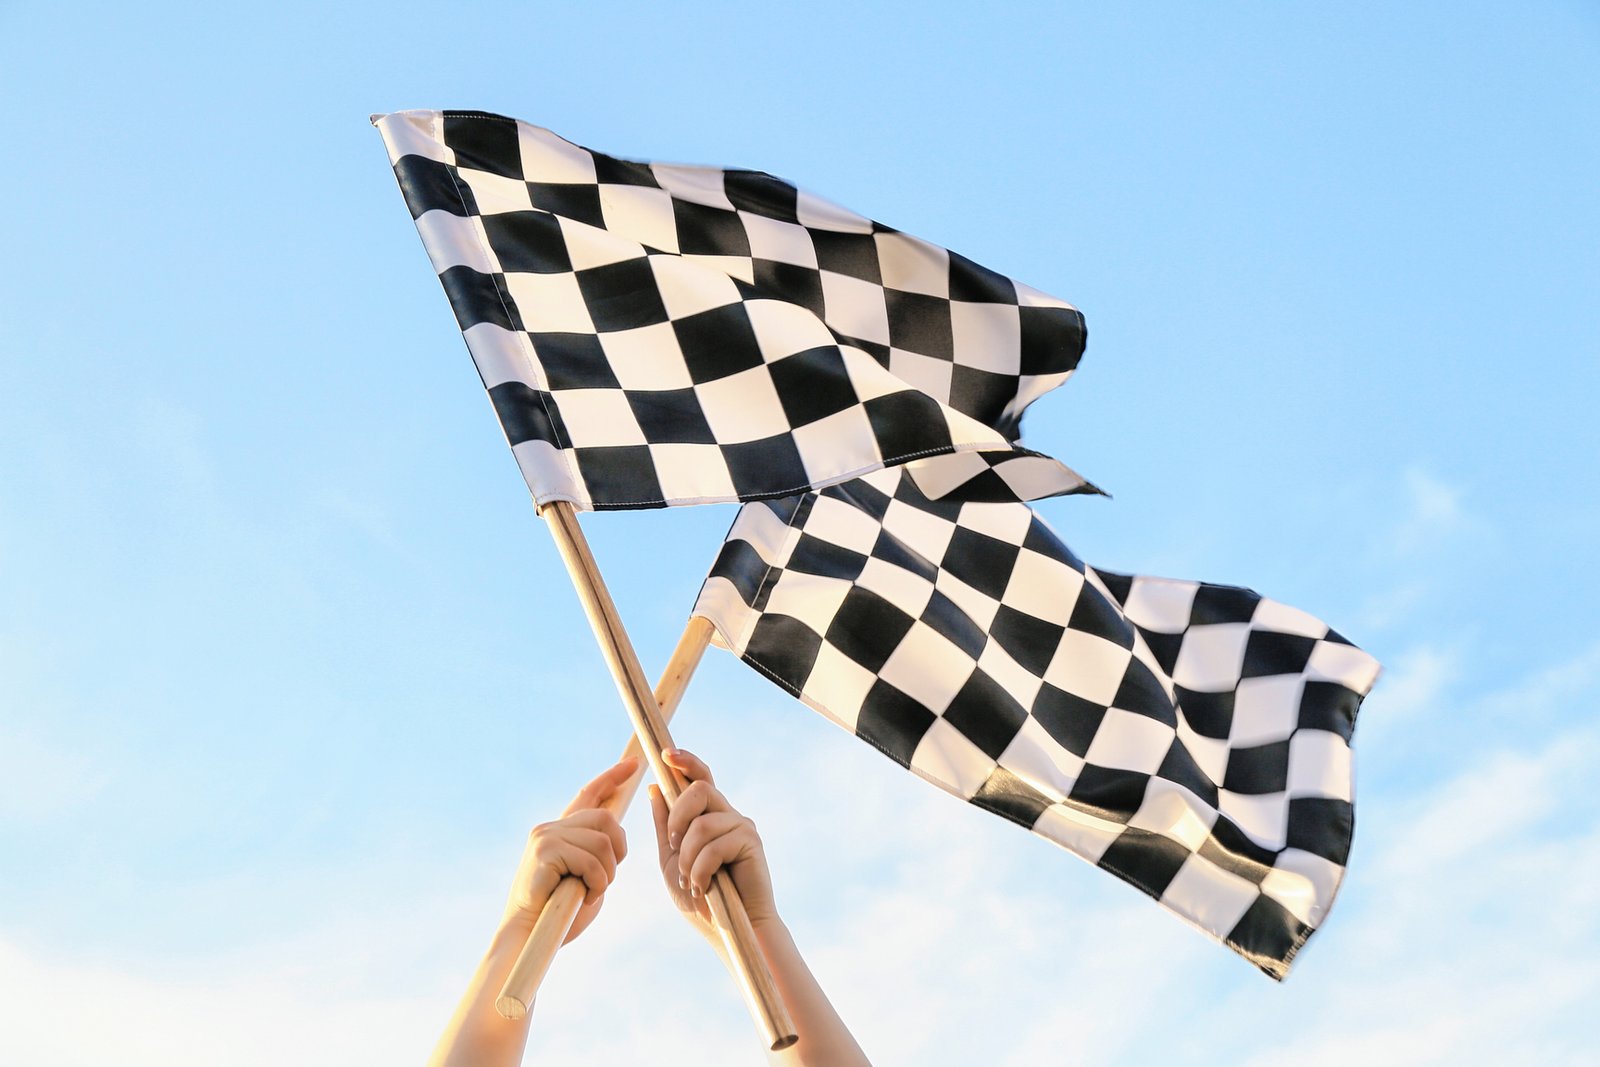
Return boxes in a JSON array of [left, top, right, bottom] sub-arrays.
[[564, 755, 641, 815]]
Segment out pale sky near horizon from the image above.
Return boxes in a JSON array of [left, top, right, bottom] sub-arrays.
[[3, 3, 1598, 1064]]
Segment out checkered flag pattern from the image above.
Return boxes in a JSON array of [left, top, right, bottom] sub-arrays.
[[374, 110, 1097, 511], [694, 468, 1380, 978]]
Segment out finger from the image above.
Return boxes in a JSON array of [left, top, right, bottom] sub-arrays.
[[561, 808, 628, 865], [566, 893, 604, 943], [563, 756, 641, 815], [688, 822, 757, 897], [663, 747, 714, 786], [648, 783, 673, 868], [550, 828, 618, 899], [676, 811, 743, 888], [665, 779, 723, 852], [559, 840, 613, 904]]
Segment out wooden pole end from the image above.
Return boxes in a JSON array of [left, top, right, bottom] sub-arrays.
[[495, 994, 531, 1021]]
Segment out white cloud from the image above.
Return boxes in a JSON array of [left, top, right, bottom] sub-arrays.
[[1357, 579, 1427, 631], [1473, 638, 1600, 722], [537, 728, 1217, 1066], [0, 723, 1207, 1067], [0, 935, 440, 1067], [1347, 467, 1484, 634], [6, 650, 1599, 1067], [1242, 724, 1600, 1067], [1359, 642, 1460, 739], [0, 727, 104, 820], [1389, 467, 1469, 556]]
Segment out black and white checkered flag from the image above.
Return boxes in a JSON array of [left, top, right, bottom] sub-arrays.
[[694, 468, 1379, 978], [374, 110, 1097, 511]]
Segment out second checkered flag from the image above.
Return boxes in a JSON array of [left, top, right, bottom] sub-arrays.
[[695, 467, 1379, 979]]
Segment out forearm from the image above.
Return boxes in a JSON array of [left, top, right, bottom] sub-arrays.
[[745, 918, 871, 1067], [427, 914, 536, 1067], [654, 754, 869, 1065]]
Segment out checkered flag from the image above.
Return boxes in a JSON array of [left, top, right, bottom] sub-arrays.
[[694, 468, 1380, 978], [374, 110, 1097, 511]]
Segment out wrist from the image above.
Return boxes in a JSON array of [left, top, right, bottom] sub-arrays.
[[707, 917, 790, 978], [492, 909, 538, 950], [749, 912, 789, 942]]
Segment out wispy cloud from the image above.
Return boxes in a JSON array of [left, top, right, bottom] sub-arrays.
[[1389, 467, 1470, 556], [1474, 638, 1600, 722], [1243, 721, 1600, 1066], [1349, 466, 1480, 633], [1363, 641, 1460, 732], [0, 934, 440, 1066], [6, 640, 1598, 1066], [0, 726, 104, 821], [1357, 578, 1428, 631]]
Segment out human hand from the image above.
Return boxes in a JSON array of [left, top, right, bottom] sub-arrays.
[[648, 748, 778, 943], [503, 756, 637, 942]]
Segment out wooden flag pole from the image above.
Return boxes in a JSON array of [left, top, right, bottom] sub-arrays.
[[495, 615, 714, 1020], [534, 501, 798, 1052]]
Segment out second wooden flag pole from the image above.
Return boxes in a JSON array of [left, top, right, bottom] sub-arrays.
[[495, 615, 714, 1019], [532, 501, 798, 1052]]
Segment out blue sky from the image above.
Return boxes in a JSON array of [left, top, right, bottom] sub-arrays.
[[2, 2, 1597, 1063]]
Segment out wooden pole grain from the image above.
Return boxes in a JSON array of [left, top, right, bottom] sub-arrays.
[[495, 615, 714, 1020], [525, 502, 798, 1051]]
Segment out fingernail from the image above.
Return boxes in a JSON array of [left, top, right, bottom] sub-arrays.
[[669, 832, 680, 848], [678, 874, 686, 891]]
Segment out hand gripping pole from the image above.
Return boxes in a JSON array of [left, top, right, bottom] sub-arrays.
[[495, 616, 713, 1018], [520, 502, 797, 1052]]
